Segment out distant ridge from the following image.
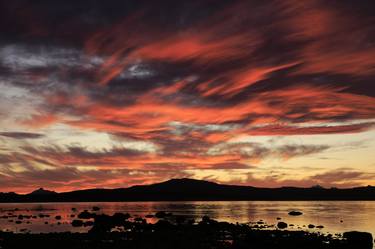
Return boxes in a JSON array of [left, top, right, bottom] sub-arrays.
[[28, 188, 56, 196], [0, 178, 375, 202]]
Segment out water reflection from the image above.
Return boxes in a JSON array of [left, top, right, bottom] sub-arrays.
[[0, 201, 374, 235]]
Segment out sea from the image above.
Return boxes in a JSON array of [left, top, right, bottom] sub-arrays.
[[0, 201, 374, 236]]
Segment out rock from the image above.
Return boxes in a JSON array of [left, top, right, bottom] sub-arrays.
[[276, 217, 282, 220], [145, 214, 154, 218], [92, 206, 100, 211], [316, 225, 324, 229], [71, 208, 77, 211], [308, 224, 315, 228], [15, 220, 22, 224], [112, 212, 131, 221], [343, 231, 373, 249], [288, 211, 303, 216], [78, 210, 96, 219], [277, 222, 288, 229], [55, 215, 62, 220], [84, 221, 94, 227], [71, 219, 84, 227]]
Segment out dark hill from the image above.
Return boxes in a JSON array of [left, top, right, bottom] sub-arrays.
[[0, 178, 374, 202]]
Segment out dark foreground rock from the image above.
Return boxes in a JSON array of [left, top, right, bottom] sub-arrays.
[[0, 216, 372, 249], [343, 231, 373, 249]]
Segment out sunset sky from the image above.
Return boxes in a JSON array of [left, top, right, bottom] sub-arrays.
[[1, 0, 375, 193]]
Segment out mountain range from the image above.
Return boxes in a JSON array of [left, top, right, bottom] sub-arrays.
[[1, 178, 375, 202]]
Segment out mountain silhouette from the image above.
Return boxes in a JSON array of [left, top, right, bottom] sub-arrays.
[[28, 188, 56, 196], [1, 178, 375, 202]]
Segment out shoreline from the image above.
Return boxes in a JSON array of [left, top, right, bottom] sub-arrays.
[[0, 211, 373, 249]]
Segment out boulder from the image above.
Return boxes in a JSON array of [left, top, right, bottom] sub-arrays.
[[78, 210, 96, 219], [71, 219, 84, 227], [277, 222, 288, 229], [92, 206, 100, 211], [343, 231, 373, 249]]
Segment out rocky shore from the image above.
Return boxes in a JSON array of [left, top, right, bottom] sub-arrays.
[[0, 210, 373, 249]]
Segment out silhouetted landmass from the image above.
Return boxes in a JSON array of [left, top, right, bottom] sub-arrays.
[[1, 178, 375, 202]]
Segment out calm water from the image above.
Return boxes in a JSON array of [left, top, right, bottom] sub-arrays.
[[1, 201, 374, 236]]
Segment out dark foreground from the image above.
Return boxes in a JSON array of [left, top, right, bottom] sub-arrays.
[[0, 212, 373, 249]]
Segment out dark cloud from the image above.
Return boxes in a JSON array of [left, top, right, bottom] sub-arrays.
[[0, 131, 44, 139]]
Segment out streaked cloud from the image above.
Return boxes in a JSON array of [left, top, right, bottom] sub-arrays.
[[0, 0, 375, 192]]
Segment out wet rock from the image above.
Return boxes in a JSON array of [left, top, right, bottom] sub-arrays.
[[78, 210, 96, 219], [343, 231, 373, 249], [84, 221, 94, 227], [113, 212, 131, 221], [71, 219, 84, 227], [288, 211, 303, 216], [92, 206, 100, 211], [277, 222, 288, 229]]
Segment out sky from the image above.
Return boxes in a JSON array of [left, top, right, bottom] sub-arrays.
[[0, 0, 375, 193]]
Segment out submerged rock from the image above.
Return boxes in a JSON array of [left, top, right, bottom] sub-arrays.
[[288, 211, 303, 216]]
